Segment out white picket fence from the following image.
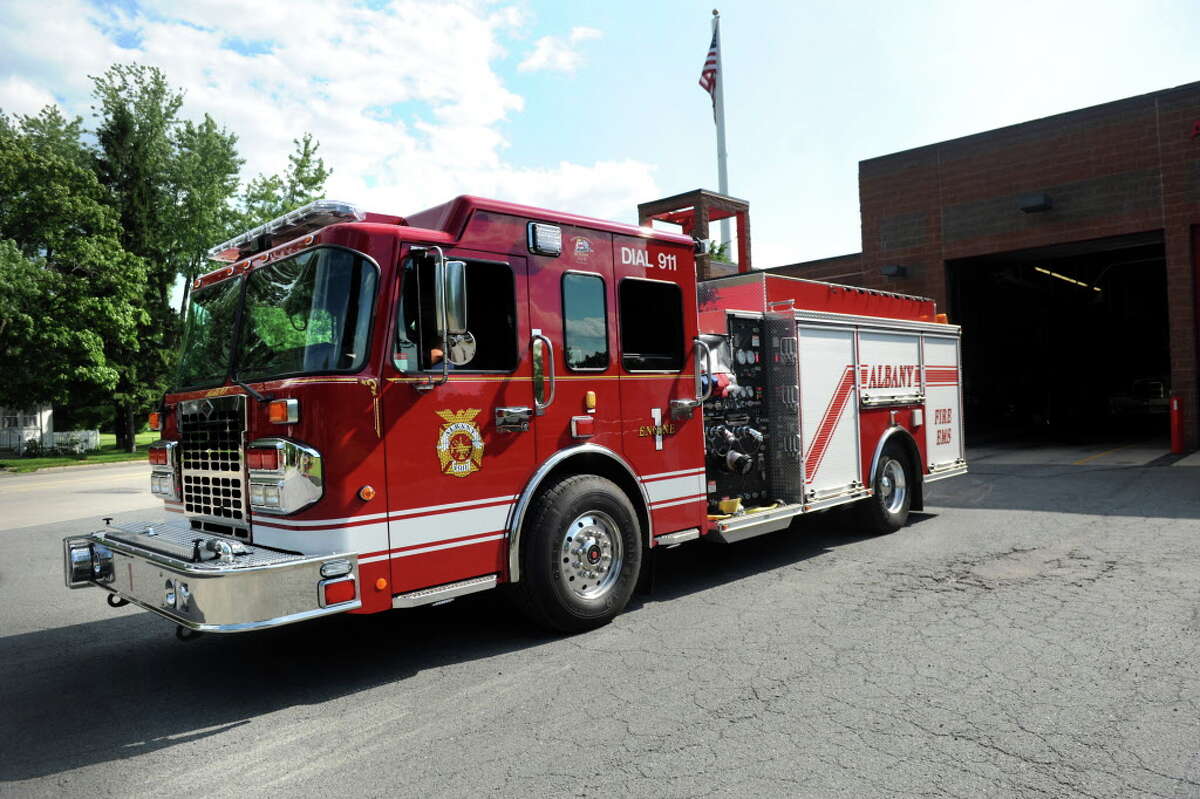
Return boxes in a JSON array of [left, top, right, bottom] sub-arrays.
[[0, 429, 100, 455]]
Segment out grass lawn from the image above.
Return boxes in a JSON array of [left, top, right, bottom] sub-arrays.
[[0, 431, 158, 473]]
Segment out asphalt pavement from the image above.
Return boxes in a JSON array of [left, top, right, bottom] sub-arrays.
[[2, 444, 1199, 798], [0, 461, 156, 530]]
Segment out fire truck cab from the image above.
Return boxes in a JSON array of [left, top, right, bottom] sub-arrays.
[[64, 197, 965, 635]]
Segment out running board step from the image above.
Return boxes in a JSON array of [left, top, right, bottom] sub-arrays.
[[709, 502, 805, 544], [655, 528, 701, 547], [392, 574, 498, 609]]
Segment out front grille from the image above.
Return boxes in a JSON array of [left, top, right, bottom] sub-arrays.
[[190, 519, 249, 540], [179, 396, 247, 523]]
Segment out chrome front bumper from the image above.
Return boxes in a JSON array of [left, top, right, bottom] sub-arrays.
[[63, 519, 361, 633]]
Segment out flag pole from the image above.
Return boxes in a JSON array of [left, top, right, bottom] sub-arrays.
[[712, 9, 731, 254]]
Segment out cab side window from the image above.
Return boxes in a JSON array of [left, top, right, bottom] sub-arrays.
[[394, 256, 518, 372], [618, 278, 683, 371], [562, 272, 609, 371]]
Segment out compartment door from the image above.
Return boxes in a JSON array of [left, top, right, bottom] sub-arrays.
[[858, 331, 922, 407], [922, 335, 965, 473], [797, 326, 861, 500]]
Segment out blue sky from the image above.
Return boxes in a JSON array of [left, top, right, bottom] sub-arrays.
[[2, 1, 1198, 265]]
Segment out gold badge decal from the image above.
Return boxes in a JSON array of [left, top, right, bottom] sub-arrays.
[[436, 409, 484, 478]]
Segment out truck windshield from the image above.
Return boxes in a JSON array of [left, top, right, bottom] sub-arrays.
[[176, 277, 243, 390], [236, 247, 377, 382]]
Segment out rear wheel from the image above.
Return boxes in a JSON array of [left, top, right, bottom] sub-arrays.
[[857, 445, 912, 534], [512, 474, 642, 633]]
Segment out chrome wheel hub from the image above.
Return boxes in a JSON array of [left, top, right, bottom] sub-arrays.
[[880, 459, 908, 514], [559, 511, 623, 600]]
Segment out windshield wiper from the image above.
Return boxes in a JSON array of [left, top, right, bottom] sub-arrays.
[[232, 375, 270, 403]]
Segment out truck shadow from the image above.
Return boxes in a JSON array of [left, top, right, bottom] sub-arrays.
[[0, 511, 889, 782]]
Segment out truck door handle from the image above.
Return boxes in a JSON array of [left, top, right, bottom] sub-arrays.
[[495, 406, 532, 433], [531, 330, 556, 415], [671, 337, 713, 419]]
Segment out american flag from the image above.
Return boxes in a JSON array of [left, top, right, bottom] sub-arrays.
[[698, 28, 719, 119]]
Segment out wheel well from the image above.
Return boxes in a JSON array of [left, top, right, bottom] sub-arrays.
[[508, 448, 654, 584], [536, 453, 652, 548], [876, 429, 924, 511]]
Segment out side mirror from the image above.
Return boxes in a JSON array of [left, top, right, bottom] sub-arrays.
[[438, 259, 469, 335]]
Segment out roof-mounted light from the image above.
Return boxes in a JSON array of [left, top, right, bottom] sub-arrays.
[[207, 199, 366, 263], [527, 222, 563, 257]]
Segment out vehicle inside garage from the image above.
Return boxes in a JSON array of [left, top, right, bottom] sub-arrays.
[[946, 232, 1169, 443]]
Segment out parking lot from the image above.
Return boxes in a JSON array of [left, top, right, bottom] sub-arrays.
[[2, 443, 1199, 798]]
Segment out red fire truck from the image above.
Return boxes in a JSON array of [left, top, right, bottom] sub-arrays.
[[64, 197, 966, 635]]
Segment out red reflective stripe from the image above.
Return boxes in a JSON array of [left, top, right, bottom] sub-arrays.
[[804, 366, 856, 480]]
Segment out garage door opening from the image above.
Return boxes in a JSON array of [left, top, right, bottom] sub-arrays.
[[947, 231, 1169, 444]]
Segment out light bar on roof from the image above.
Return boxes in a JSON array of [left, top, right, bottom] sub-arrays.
[[207, 199, 366, 263]]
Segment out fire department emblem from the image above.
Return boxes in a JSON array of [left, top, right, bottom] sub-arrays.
[[571, 236, 593, 261], [435, 409, 484, 478]]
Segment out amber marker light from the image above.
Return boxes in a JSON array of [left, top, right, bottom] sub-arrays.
[[585, 390, 597, 411], [148, 411, 161, 431], [359, 485, 377, 501], [375, 578, 388, 591], [267, 398, 299, 424]]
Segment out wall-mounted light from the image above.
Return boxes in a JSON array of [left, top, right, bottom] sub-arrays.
[[880, 264, 908, 278], [1034, 266, 1101, 293], [1019, 193, 1052, 213]]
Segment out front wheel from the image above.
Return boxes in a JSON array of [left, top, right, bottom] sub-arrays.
[[512, 474, 642, 633], [857, 446, 913, 534]]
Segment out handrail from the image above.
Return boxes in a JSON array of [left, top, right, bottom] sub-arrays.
[[412, 245, 450, 391], [694, 337, 713, 404], [532, 330, 556, 415]]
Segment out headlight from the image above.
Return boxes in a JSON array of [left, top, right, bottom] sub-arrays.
[[150, 470, 179, 500], [246, 438, 322, 515]]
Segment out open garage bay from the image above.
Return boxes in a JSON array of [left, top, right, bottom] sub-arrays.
[[948, 232, 1170, 446]]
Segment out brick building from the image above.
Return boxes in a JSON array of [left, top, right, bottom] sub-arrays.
[[772, 82, 1200, 447]]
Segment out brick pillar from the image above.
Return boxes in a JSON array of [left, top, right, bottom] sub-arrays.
[[1180, 225, 1200, 449]]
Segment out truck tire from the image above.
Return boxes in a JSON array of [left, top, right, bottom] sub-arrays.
[[513, 474, 642, 633], [857, 445, 913, 534]]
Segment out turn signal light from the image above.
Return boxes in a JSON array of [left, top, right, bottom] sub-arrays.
[[149, 448, 168, 466], [246, 447, 280, 471], [268, 398, 299, 424], [148, 411, 161, 431]]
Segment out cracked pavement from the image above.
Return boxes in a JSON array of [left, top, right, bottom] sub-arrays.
[[2, 443, 1199, 797]]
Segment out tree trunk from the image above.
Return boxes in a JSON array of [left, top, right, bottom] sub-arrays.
[[179, 273, 192, 326], [113, 402, 133, 452], [126, 405, 137, 453]]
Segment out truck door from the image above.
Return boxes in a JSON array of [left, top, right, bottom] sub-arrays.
[[922, 334, 965, 474], [525, 228, 624, 468], [379, 247, 536, 594], [610, 235, 707, 540], [797, 325, 863, 502]]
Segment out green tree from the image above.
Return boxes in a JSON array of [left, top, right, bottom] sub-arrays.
[[91, 64, 242, 450], [170, 114, 243, 320], [2, 64, 330, 450], [239, 132, 331, 227], [0, 110, 146, 413], [91, 64, 183, 449]]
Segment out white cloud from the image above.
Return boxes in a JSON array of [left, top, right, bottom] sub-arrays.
[[0, 76, 57, 117], [0, 2, 651, 229], [517, 25, 603, 74], [569, 26, 603, 43]]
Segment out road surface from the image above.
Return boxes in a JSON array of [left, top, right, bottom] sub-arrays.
[[2, 444, 1198, 797]]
